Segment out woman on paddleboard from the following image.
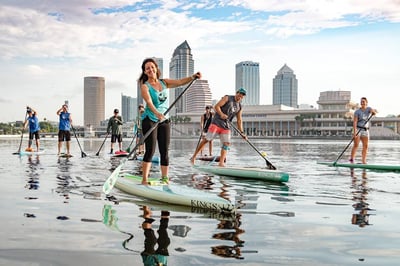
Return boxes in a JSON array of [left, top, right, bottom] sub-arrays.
[[190, 88, 247, 167], [350, 97, 377, 164], [138, 57, 201, 185]]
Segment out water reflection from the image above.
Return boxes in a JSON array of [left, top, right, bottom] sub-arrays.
[[350, 169, 374, 227], [25, 155, 40, 190], [56, 157, 73, 203]]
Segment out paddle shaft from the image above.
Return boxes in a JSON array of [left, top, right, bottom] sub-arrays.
[[333, 114, 374, 165], [229, 121, 277, 170], [103, 77, 198, 194], [13, 113, 27, 154], [125, 124, 138, 153], [96, 132, 109, 156], [71, 125, 87, 157]]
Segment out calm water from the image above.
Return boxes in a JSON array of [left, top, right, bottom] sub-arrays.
[[1, 136, 400, 266]]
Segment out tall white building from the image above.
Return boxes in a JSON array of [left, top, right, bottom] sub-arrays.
[[235, 61, 260, 105], [121, 94, 136, 122], [84, 76, 105, 128], [186, 80, 212, 113]]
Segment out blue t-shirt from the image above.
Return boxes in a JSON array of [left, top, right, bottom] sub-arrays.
[[141, 80, 169, 122], [59, 112, 71, 131], [27, 115, 40, 132]]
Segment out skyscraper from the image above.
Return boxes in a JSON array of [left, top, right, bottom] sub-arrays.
[[169, 40, 194, 114], [273, 64, 298, 107], [121, 94, 136, 122], [84, 76, 105, 128], [235, 61, 260, 105]]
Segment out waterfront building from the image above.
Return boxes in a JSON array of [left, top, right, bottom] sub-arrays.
[[84, 76, 105, 129], [185, 79, 213, 114], [273, 64, 298, 108], [235, 61, 260, 105], [121, 94, 136, 122], [169, 40, 195, 114]]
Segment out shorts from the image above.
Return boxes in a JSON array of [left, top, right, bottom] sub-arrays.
[[205, 124, 231, 143], [359, 129, 369, 138], [58, 130, 71, 142], [111, 134, 122, 143], [29, 131, 40, 140]]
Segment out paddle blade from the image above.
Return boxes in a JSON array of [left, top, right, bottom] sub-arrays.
[[103, 163, 124, 194]]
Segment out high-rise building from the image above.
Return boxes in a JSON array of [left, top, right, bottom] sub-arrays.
[[169, 40, 194, 114], [121, 94, 136, 122], [235, 61, 260, 105], [137, 57, 163, 108], [273, 64, 298, 107], [186, 80, 212, 113], [84, 76, 105, 128]]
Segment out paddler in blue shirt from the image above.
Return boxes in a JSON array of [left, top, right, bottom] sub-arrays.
[[23, 106, 40, 152], [190, 88, 247, 167], [56, 104, 72, 156]]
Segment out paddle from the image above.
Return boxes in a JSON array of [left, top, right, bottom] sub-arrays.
[[96, 132, 109, 156], [103, 77, 198, 195], [125, 124, 138, 153], [71, 125, 87, 158], [229, 121, 277, 170], [13, 113, 28, 155], [333, 114, 374, 166]]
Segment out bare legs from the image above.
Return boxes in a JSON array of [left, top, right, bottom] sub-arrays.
[[350, 135, 369, 164]]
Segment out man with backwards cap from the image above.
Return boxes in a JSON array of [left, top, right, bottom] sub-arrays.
[[190, 88, 247, 167], [107, 108, 124, 154]]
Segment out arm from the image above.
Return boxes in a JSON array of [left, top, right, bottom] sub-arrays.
[[163, 72, 201, 88], [214, 96, 229, 120], [200, 114, 205, 131], [353, 114, 358, 135], [56, 106, 63, 115]]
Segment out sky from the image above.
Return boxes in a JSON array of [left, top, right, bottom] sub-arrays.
[[1, 0, 399, 126]]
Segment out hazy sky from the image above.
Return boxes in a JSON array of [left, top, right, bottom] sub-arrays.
[[1, 0, 399, 125]]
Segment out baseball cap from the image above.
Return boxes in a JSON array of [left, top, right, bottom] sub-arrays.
[[114, 108, 119, 113], [237, 87, 247, 95]]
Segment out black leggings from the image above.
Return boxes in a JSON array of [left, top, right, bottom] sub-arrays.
[[142, 117, 170, 166]]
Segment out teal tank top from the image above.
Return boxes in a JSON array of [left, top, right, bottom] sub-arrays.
[[141, 80, 169, 122]]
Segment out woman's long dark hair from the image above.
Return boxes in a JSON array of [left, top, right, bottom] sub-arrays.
[[139, 58, 161, 84]]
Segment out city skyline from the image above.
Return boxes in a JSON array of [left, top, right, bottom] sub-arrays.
[[1, 1, 399, 125]]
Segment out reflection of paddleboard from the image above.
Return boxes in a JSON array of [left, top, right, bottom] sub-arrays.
[[19, 150, 45, 156], [115, 173, 236, 213], [113, 150, 129, 157], [59, 153, 73, 158]]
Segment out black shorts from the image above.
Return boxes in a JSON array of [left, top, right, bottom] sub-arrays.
[[111, 134, 122, 143], [29, 131, 40, 140], [58, 130, 71, 142]]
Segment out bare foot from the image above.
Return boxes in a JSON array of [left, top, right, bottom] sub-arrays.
[[141, 180, 149, 185]]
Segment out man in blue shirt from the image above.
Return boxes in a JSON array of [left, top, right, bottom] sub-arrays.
[[24, 106, 40, 152]]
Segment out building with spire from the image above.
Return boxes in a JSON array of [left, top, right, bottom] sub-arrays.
[[273, 64, 298, 107], [235, 61, 260, 105], [169, 40, 194, 114]]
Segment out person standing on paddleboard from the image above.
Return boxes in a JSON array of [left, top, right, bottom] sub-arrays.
[[56, 104, 73, 156], [23, 106, 40, 152], [107, 108, 124, 154], [350, 97, 377, 164], [138, 57, 201, 185], [190, 88, 247, 167], [199, 105, 214, 156]]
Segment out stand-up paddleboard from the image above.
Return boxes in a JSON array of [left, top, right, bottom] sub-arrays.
[[115, 173, 236, 213], [112, 150, 129, 157], [58, 153, 73, 158], [193, 164, 289, 183], [197, 155, 223, 162], [19, 150, 45, 156], [318, 161, 400, 172], [135, 155, 160, 164]]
